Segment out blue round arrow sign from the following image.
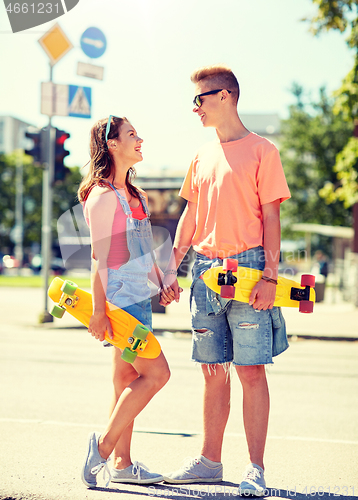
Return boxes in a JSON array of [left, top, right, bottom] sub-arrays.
[[80, 27, 107, 59]]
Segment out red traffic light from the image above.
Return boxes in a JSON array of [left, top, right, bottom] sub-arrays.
[[56, 132, 70, 146]]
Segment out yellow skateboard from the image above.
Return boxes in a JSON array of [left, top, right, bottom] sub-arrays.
[[48, 277, 161, 363], [201, 259, 316, 313]]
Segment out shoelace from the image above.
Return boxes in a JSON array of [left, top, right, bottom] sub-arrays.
[[182, 456, 200, 471], [244, 467, 261, 481], [132, 461, 150, 481], [91, 459, 112, 487]]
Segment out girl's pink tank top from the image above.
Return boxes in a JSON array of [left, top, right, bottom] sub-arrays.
[[107, 191, 146, 269], [84, 187, 147, 270]]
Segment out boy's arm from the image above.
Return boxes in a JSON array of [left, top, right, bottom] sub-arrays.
[[249, 199, 281, 310], [159, 201, 197, 304]]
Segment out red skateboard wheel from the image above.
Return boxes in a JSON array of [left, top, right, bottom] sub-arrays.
[[299, 300, 314, 313], [220, 285, 235, 299], [223, 258, 238, 272], [301, 274, 315, 287]]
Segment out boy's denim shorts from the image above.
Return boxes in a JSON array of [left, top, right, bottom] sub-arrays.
[[190, 247, 288, 366]]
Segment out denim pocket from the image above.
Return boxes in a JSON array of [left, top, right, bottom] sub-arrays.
[[106, 278, 124, 303], [269, 307, 282, 329]]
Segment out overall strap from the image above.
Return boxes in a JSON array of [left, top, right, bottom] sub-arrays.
[[106, 182, 132, 217], [138, 192, 151, 217]]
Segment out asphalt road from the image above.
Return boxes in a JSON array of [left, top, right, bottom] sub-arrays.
[[1, 285, 358, 500], [1, 312, 358, 500]]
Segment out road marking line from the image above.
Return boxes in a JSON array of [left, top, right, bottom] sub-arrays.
[[1, 418, 357, 445]]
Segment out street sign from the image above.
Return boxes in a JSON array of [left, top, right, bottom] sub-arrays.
[[38, 23, 73, 66], [77, 61, 104, 80], [68, 85, 91, 118], [41, 82, 69, 117], [80, 27, 106, 59], [41, 83, 91, 118]]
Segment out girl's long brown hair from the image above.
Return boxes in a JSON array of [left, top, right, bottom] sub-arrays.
[[77, 116, 140, 203]]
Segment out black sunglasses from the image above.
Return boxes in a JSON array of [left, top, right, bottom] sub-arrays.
[[193, 89, 232, 107]]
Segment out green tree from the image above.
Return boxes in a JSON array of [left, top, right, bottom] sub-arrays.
[[280, 84, 353, 234], [0, 151, 83, 254], [305, 0, 358, 207]]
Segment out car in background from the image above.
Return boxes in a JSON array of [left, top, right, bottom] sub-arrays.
[[2, 254, 20, 270], [30, 254, 66, 275]]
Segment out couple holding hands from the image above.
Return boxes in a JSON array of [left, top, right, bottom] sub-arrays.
[[78, 64, 290, 496]]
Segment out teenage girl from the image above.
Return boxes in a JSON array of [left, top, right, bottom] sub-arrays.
[[77, 116, 173, 488]]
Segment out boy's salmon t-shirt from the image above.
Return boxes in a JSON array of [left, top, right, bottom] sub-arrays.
[[179, 132, 291, 259]]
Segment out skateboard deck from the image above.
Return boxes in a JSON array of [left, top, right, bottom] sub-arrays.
[[201, 259, 316, 313], [48, 277, 161, 362]]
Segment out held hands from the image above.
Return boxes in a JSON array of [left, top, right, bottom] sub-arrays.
[[249, 279, 276, 310], [159, 275, 183, 306], [88, 311, 113, 342]]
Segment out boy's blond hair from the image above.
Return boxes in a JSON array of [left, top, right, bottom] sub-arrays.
[[190, 64, 239, 105]]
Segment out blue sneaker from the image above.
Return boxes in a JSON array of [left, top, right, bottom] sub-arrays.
[[111, 461, 164, 484], [81, 432, 111, 488], [163, 456, 223, 484], [239, 463, 266, 496]]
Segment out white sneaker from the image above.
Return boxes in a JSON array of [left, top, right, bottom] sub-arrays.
[[163, 456, 223, 484], [111, 461, 164, 484], [81, 432, 111, 488], [239, 463, 266, 496]]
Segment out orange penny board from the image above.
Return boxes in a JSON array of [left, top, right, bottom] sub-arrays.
[[48, 277, 161, 359]]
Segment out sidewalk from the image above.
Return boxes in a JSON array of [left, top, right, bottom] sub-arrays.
[[1, 286, 356, 340]]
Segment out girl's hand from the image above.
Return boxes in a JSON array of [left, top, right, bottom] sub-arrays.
[[159, 284, 183, 306], [88, 311, 113, 342]]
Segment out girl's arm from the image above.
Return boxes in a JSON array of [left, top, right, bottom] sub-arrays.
[[86, 188, 117, 341]]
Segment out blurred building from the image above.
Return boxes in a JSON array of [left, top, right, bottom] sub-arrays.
[[0, 116, 33, 154], [240, 113, 281, 147]]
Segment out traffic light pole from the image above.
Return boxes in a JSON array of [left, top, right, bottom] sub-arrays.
[[14, 152, 23, 270], [40, 64, 55, 323]]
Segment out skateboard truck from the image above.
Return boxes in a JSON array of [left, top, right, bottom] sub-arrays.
[[217, 259, 239, 299], [292, 274, 316, 313], [290, 286, 311, 302], [127, 336, 149, 352], [218, 271, 237, 287], [50, 280, 80, 318], [62, 294, 80, 308]]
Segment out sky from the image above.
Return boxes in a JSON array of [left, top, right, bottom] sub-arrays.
[[0, 0, 354, 175]]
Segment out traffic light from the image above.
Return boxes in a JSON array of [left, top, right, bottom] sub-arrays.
[[24, 127, 43, 164], [54, 128, 70, 182]]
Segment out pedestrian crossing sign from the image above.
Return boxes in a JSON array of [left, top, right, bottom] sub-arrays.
[[68, 85, 91, 118]]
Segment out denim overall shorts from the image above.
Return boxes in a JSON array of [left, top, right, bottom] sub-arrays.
[[105, 184, 154, 331]]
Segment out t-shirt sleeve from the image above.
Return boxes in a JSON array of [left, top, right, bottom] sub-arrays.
[[179, 158, 199, 203], [257, 147, 291, 205]]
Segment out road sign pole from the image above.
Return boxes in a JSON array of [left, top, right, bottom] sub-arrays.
[[37, 25, 74, 322], [40, 64, 55, 323]]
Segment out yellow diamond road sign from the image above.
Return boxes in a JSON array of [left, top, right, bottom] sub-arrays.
[[38, 23, 73, 66]]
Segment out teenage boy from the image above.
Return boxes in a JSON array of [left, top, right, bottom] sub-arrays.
[[161, 64, 291, 495]]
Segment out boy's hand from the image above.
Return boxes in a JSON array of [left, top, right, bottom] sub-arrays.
[[159, 281, 183, 306], [162, 275, 182, 303], [249, 279, 276, 310]]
